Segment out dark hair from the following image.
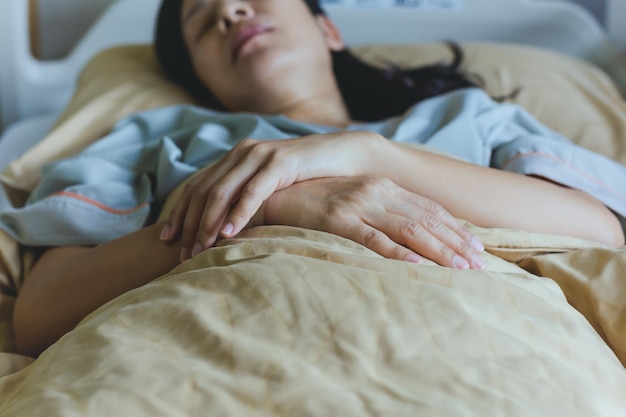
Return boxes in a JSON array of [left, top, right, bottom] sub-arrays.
[[155, 0, 481, 121]]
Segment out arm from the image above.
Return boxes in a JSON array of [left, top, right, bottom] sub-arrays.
[[13, 220, 181, 357], [162, 132, 625, 255], [381, 140, 625, 247]]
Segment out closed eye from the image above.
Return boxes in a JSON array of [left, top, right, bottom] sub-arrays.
[[194, 12, 218, 41], [184, 0, 210, 24], [186, 5, 218, 43]]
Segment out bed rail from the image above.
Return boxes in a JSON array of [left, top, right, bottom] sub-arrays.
[[0, 0, 160, 130]]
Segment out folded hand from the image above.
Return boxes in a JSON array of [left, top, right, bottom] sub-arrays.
[[160, 132, 386, 259], [256, 176, 485, 269]]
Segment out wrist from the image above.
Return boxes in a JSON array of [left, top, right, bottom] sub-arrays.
[[358, 132, 393, 177]]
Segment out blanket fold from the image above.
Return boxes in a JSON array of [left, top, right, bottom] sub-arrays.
[[0, 226, 625, 417]]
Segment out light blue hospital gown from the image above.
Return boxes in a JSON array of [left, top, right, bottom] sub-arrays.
[[1, 88, 625, 246]]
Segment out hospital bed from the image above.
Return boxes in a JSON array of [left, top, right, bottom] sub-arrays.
[[1, 0, 626, 415], [0, 0, 624, 160]]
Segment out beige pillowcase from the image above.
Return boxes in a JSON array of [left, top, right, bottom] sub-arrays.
[[2, 42, 626, 200], [356, 43, 626, 163]]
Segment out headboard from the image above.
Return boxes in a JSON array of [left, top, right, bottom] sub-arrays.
[[0, 0, 618, 130]]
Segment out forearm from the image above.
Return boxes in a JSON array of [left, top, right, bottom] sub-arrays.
[[14, 220, 181, 356], [374, 139, 624, 247]]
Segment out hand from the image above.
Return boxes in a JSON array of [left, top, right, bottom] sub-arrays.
[[160, 132, 387, 260], [262, 177, 486, 269]]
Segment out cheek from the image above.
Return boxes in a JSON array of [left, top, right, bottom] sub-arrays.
[[192, 55, 241, 108], [190, 44, 227, 88]]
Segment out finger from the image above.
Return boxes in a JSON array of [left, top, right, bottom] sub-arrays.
[[161, 186, 193, 242], [413, 208, 484, 269], [339, 218, 424, 264], [398, 189, 482, 248], [187, 147, 268, 252], [417, 202, 486, 269], [390, 191, 485, 268], [426, 217, 485, 270], [180, 192, 215, 261], [423, 200, 484, 252], [365, 210, 470, 269], [219, 185, 268, 238], [160, 162, 224, 242], [166, 140, 262, 252], [188, 184, 250, 259], [221, 164, 296, 237], [192, 166, 265, 248]]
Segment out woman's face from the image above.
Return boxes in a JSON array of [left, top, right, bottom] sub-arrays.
[[181, 0, 344, 113]]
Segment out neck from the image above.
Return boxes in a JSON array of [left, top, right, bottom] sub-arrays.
[[240, 76, 353, 127], [281, 95, 352, 128]]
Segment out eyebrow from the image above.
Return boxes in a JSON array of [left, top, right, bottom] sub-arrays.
[[184, 0, 208, 24]]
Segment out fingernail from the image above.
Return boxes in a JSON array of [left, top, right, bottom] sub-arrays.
[[406, 254, 423, 264], [160, 225, 171, 240], [453, 255, 469, 270], [221, 222, 234, 236], [472, 254, 487, 270], [191, 242, 203, 257], [180, 247, 190, 262], [470, 237, 484, 252]]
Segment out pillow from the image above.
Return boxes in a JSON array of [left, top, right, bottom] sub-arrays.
[[2, 42, 626, 199], [355, 43, 626, 164]]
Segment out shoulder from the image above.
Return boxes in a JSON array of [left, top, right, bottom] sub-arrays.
[[389, 88, 500, 125], [410, 88, 496, 112]]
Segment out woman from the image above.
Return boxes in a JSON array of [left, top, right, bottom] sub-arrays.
[[154, 0, 624, 256], [11, 0, 625, 357]]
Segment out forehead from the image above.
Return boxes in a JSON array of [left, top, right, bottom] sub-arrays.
[[182, 0, 204, 8], [181, 0, 310, 21]]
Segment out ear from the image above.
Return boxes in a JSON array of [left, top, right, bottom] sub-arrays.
[[315, 15, 344, 51]]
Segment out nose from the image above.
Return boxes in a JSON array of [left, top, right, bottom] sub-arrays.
[[219, 1, 254, 31]]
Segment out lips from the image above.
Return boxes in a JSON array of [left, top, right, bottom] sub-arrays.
[[231, 24, 272, 63]]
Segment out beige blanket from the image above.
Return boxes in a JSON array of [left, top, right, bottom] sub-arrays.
[[0, 224, 625, 416]]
